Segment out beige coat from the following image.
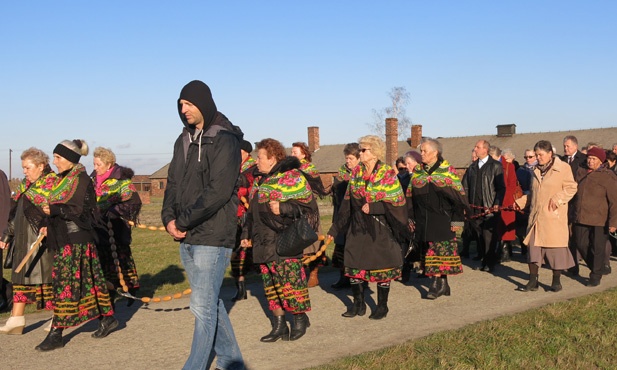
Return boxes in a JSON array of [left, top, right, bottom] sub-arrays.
[[515, 157, 577, 248]]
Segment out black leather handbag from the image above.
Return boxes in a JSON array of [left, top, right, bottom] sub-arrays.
[[276, 216, 318, 257]]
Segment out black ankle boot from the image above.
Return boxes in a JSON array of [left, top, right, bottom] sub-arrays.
[[331, 271, 351, 290], [260, 315, 289, 342], [289, 313, 310, 341], [517, 274, 539, 292], [550, 273, 562, 292], [92, 315, 119, 338], [232, 280, 247, 301], [500, 242, 511, 263], [442, 276, 451, 296], [426, 276, 439, 299], [369, 286, 389, 320], [342, 283, 366, 318], [35, 327, 64, 351], [427, 276, 447, 299]]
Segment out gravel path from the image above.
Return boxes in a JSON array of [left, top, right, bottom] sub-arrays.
[[1, 256, 615, 370]]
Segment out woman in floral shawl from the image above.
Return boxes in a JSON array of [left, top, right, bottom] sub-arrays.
[[408, 138, 469, 300], [36, 139, 117, 351], [91, 147, 141, 306], [241, 138, 319, 342], [328, 135, 410, 321], [291, 141, 328, 288], [0, 148, 56, 334]]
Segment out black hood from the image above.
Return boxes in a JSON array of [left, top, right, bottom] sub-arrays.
[[178, 80, 218, 131]]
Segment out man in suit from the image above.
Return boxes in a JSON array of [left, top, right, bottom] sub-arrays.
[[462, 140, 506, 272], [562, 135, 587, 174], [561, 135, 586, 276]]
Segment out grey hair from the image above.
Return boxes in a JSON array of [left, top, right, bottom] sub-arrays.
[[501, 148, 515, 159], [421, 137, 443, 156], [563, 135, 578, 145]]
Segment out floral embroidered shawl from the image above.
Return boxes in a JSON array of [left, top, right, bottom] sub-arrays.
[[347, 161, 405, 206], [13, 171, 56, 207]]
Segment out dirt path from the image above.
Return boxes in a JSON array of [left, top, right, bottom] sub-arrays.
[[1, 256, 615, 370]]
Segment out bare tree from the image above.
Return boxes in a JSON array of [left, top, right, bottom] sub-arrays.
[[367, 87, 412, 140]]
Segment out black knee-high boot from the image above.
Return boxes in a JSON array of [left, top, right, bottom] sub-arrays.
[[232, 280, 247, 301], [369, 285, 389, 320], [550, 270, 562, 292], [342, 282, 366, 318]]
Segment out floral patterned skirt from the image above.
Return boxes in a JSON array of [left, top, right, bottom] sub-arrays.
[[52, 242, 114, 328], [260, 259, 311, 314], [13, 284, 54, 310], [424, 239, 463, 276], [344, 267, 401, 283]]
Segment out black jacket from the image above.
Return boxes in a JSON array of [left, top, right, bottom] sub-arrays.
[[161, 112, 243, 247], [243, 157, 320, 264], [561, 151, 587, 175], [462, 157, 505, 216]]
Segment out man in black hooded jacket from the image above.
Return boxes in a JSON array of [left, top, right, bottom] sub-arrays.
[[162, 80, 244, 370]]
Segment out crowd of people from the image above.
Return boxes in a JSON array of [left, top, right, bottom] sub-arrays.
[[0, 142, 141, 352], [1, 80, 616, 370]]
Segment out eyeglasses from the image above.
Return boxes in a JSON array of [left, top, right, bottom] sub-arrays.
[[359, 148, 371, 153], [524, 156, 535, 159]]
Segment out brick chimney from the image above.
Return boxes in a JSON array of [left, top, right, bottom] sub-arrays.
[[411, 124, 423, 149], [307, 126, 320, 153], [385, 118, 398, 166]]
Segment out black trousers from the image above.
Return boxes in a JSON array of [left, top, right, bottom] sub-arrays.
[[574, 224, 608, 278], [478, 217, 498, 267]]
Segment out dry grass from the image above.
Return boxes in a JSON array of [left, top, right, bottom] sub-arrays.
[[309, 289, 617, 369]]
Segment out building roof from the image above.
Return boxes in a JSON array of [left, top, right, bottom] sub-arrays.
[[147, 127, 617, 176], [312, 127, 617, 172], [150, 164, 170, 179]]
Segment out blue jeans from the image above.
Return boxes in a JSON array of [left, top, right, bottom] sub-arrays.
[[180, 244, 244, 370]]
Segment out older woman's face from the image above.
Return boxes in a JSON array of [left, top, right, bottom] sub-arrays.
[[535, 149, 553, 166], [345, 154, 359, 170], [358, 144, 376, 164], [53, 153, 74, 173], [256, 148, 276, 173], [587, 155, 603, 171], [405, 157, 418, 173], [22, 158, 45, 183], [420, 143, 438, 165], [93, 156, 112, 176], [291, 146, 305, 160]]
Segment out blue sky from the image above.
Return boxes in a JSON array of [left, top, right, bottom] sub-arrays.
[[1, 1, 615, 177]]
